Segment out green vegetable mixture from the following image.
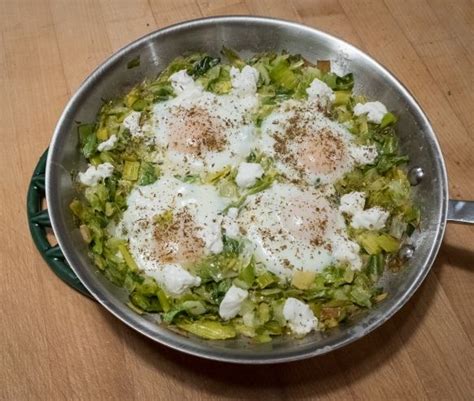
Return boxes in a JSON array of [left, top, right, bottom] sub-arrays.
[[70, 49, 419, 342]]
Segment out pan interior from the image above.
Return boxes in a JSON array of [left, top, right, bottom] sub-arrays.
[[46, 16, 447, 363]]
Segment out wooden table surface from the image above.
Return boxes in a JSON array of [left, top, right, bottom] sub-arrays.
[[1, 0, 473, 400]]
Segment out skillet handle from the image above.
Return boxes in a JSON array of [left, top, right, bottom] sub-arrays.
[[27, 149, 94, 299], [447, 200, 474, 225]]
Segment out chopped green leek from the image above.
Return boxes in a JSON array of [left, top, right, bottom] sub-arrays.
[[191, 55, 220, 77], [366, 254, 384, 283], [357, 232, 400, 255], [118, 243, 139, 272], [256, 272, 277, 289], [131, 98, 147, 112], [238, 263, 255, 288], [269, 58, 298, 90], [333, 91, 351, 106], [380, 112, 397, 128], [257, 303, 271, 324], [182, 300, 207, 315], [377, 233, 400, 252], [177, 320, 237, 340], [96, 127, 109, 141], [157, 288, 171, 312], [138, 161, 159, 186], [78, 123, 96, 158], [291, 271, 316, 290], [129, 291, 162, 312], [123, 160, 140, 181], [221, 47, 245, 68], [204, 166, 232, 184]]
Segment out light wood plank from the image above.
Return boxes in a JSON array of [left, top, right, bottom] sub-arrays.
[[245, 0, 301, 20], [148, 0, 203, 27], [291, 0, 362, 46], [0, 32, 57, 401], [49, 0, 114, 91], [0, 2, 77, 399], [413, 38, 474, 145], [385, 0, 474, 133], [384, 0, 453, 44], [436, 225, 474, 344], [428, 0, 474, 65], [99, 0, 157, 51], [393, 272, 474, 399], [1, 1, 473, 400], [335, 325, 429, 401], [197, 0, 251, 15]]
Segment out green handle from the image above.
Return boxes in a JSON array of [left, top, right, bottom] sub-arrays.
[[27, 149, 93, 299]]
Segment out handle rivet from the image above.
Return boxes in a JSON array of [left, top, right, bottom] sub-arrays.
[[408, 167, 424, 185], [399, 245, 415, 260]]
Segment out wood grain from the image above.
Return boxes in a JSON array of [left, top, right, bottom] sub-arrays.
[[0, 1, 473, 400]]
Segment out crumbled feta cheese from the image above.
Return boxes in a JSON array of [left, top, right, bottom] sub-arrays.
[[227, 207, 239, 219], [219, 285, 248, 320], [340, 192, 389, 232], [230, 65, 259, 95], [353, 101, 388, 124], [206, 235, 224, 253], [222, 207, 240, 239], [331, 234, 362, 270], [123, 111, 142, 136], [169, 69, 203, 96], [207, 237, 224, 254], [306, 78, 336, 107], [339, 192, 366, 216], [97, 134, 118, 152], [158, 265, 201, 296], [235, 162, 264, 188], [350, 145, 378, 165], [222, 218, 240, 239], [78, 163, 114, 186], [283, 297, 317, 335], [200, 216, 224, 254], [351, 207, 389, 230]]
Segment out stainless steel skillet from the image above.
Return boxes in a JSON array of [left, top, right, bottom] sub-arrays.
[[45, 16, 474, 364]]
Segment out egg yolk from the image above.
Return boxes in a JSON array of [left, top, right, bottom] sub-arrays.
[[168, 106, 227, 156], [271, 106, 351, 179], [152, 209, 205, 264], [277, 193, 333, 246], [295, 129, 347, 175]]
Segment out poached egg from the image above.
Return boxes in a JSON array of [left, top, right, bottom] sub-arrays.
[[236, 182, 362, 278], [114, 176, 230, 296], [259, 99, 378, 185], [151, 69, 259, 176]]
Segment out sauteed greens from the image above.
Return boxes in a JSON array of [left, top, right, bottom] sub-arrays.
[[70, 50, 419, 342]]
